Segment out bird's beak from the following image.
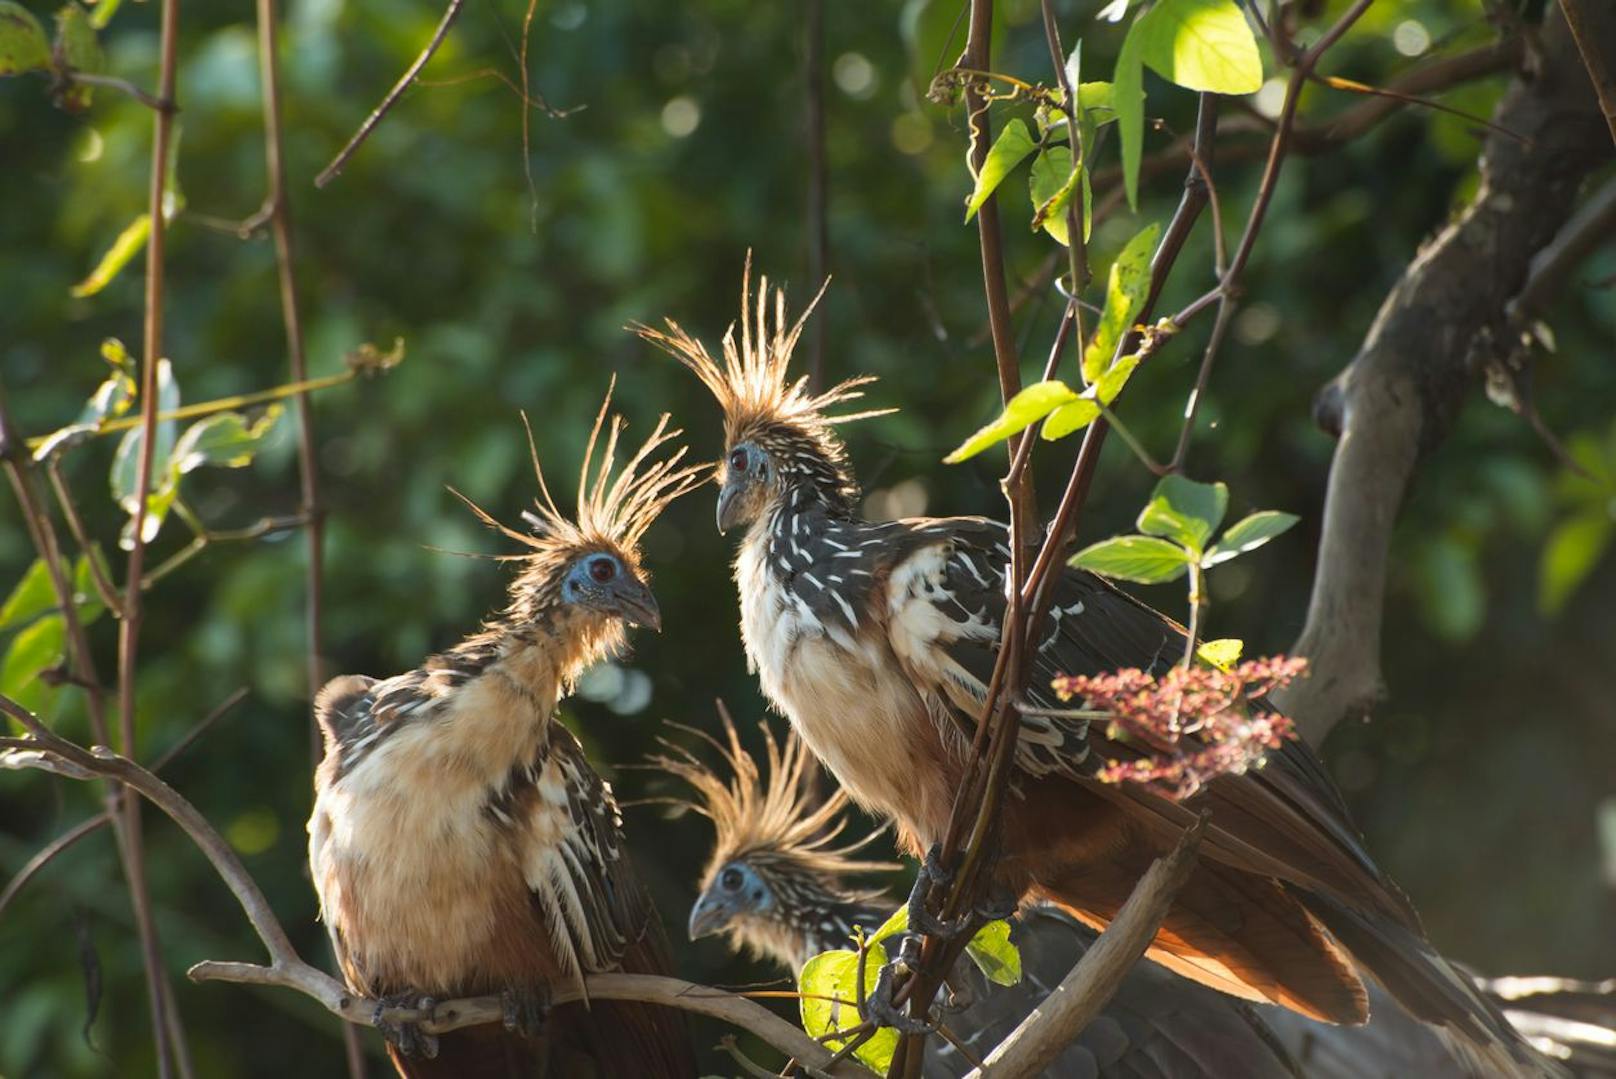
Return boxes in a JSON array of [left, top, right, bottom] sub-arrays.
[[716, 480, 744, 535], [613, 576, 662, 632], [688, 893, 728, 941]]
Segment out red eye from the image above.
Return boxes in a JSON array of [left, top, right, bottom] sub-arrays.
[[588, 557, 616, 583], [728, 447, 749, 472]]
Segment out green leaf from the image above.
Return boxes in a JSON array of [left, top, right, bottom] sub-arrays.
[[1204, 510, 1298, 566], [870, 904, 907, 946], [1539, 513, 1613, 616], [1137, 475, 1227, 554], [53, 3, 103, 111], [1196, 637, 1243, 670], [1094, 353, 1139, 406], [945, 381, 1078, 463], [1042, 399, 1100, 441], [111, 359, 181, 547], [71, 213, 151, 299], [1114, 19, 1145, 210], [799, 945, 899, 1073], [965, 118, 1037, 222], [1134, 0, 1262, 95], [0, 613, 66, 713], [0, 1, 49, 75], [1029, 147, 1081, 245], [172, 405, 284, 473], [0, 560, 55, 633], [76, 338, 139, 427], [963, 919, 1022, 986], [1070, 535, 1191, 583], [1078, 81, 1114, 117], [89, 0, 122, 30], [1082, 222, 1159, 382]]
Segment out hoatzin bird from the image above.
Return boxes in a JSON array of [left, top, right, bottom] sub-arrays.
[[653, 708, 1536, 1079], [308, 390, 702, 1078], [640, 263, 1555, 1074]]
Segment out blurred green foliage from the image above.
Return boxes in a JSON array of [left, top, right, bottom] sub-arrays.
[[3, 0, 1614, 1075]]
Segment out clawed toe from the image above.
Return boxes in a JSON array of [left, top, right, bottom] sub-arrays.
[[861, 955, 937, 1037], [501, 985, 550, 1039], [374, 990, 439, 1058]]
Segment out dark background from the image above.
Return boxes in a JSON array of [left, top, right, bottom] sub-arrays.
[[3, 0, 1614, 1074]]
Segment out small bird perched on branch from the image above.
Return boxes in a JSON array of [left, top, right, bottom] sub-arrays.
[[640, 261, 1552, 1074], [654, 706, 1309, 1078], [657, 708, 1600, 1078], [307, 389, 702, 1078]]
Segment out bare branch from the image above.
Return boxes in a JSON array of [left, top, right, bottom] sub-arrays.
[[963, 817, 1206, 1079], [1277, 8, 1614, 743], [314, 0, 467, 187], [1561, 0, 1616, 146], [0, 693, 861, 1077]]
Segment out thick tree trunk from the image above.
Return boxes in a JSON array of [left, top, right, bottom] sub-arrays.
[[1278, 9, 1614, 743]]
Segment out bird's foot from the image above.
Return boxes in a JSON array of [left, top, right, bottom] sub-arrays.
[[501, 984, 550, 1040], [906, 845, 973, 940], [861, 939, 938, 1037], [373, 990, 439, 1059]]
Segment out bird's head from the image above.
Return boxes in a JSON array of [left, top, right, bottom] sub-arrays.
[[636, 254, 893, 534], [454, 382, 704, 669], [649, 703, 896, 967]]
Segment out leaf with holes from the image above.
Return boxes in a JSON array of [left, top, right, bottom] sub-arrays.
[[965, 118, 1037, 222], [1083, 222, 1159, 382], [945, 381, 1078, 463], [1134, 0, 1262, 95], [799, 945, 898, 1073], [1204, 511, 1298, 566], [1070, 535, 1191, 583], [1138, 474, 1228, 554]]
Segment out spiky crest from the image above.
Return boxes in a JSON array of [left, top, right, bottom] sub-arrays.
[[634, 254, 892, 478], [451, 378, 706, 621], [651, 703, 896, 897]]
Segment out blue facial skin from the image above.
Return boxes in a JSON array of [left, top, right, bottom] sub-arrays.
[[688, 860, 772, 940], [559, 553, 661, 631], [717, 442, 770, 534]]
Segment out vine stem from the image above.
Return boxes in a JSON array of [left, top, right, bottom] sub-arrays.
[[117, 0, 189, 1068]]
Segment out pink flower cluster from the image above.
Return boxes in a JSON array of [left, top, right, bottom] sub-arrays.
[[1051, 656, 1308, 800]]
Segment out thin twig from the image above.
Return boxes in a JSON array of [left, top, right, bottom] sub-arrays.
[[253, 0, 331, 792], [66, 71, 175, 113], [44, 462, 122, 616], [1560, 0, 1616, 146], [0, 687, 247, 923], [314, 0, 467, 187], [119, 0, 188, 1063], [805, 0, 829, 388]]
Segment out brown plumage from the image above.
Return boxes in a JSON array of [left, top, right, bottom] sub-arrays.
[[307, 387, 702, 1078], [643, 262, 1557, 1075]]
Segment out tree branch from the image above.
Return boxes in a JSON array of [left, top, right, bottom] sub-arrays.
[[963, 816, 1205, 1079], [1277, 8, 1614, 743], [0, 693, 860, 1077], [1561, 0, 1616, 146]]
